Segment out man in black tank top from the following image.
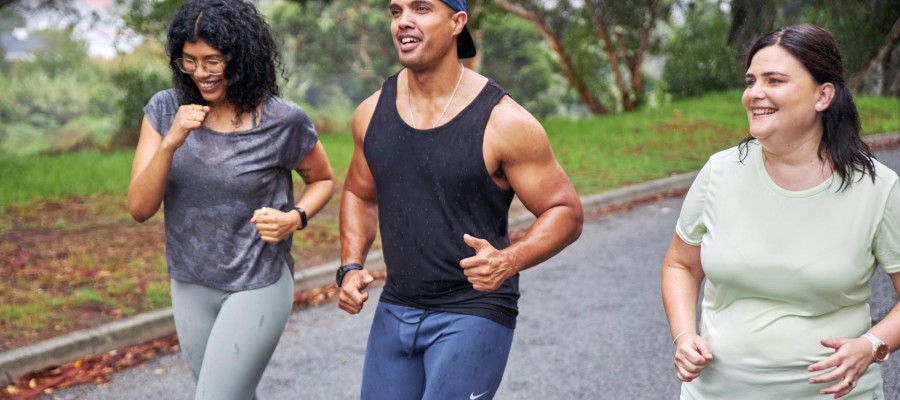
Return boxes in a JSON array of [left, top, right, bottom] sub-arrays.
[[337, 1, 584, 399]]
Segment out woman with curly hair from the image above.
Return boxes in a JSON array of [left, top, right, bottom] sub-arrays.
[[127, 0, 334, 398]]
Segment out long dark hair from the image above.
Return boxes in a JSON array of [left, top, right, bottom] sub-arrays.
[[738, 24, 875, 190], [166, 0, 282, 122]]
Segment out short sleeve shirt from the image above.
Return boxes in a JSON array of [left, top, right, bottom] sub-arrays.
[[675, 141, 900, 399], [143, 89, 318, 291]]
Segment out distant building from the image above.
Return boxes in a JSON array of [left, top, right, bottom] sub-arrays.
[[1, 28, 47, 61]]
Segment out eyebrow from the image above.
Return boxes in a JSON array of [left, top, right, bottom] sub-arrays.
[[745, 71, 789, 79], [181, 52, 224, 59]]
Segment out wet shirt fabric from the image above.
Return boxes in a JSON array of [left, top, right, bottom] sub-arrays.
[[676, 140, 900, 399], [143, 89, 318, 291], [364, 74, 519, 329]]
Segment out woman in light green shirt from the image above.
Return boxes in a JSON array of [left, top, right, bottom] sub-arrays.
[[661, 24, 900, 399]]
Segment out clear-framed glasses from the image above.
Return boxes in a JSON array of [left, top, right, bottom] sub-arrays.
[[174, 57, 225, 76]]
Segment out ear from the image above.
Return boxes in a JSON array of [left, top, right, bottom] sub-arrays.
[[451, 11, 468, 36], [815, 82, 835, 112]]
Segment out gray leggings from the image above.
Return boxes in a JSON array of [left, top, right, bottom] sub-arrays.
[[171, 264, 294, 400]]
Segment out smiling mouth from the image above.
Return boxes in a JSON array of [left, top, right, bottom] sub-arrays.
[[400, 37, 420, 44], [752, 108, 776, 116], [197, 81, 218, 89]]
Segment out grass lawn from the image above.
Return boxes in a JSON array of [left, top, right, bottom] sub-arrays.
[[0, 90, 898, 350]]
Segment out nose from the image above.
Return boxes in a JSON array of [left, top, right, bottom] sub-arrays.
[[193, 64, 211, 78], [397, 9, 414, 29]]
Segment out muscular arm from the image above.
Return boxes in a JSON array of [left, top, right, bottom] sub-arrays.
[[461, 97, 584, 284], [340, 93, 380, 265]]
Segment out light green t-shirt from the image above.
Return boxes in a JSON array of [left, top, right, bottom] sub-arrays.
[[676, 141, 900, 399]]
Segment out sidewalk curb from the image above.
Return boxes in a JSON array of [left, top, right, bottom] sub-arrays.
[[2, 133, 898, 385]]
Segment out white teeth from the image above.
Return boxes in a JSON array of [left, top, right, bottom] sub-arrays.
[[401, 37, 417, 44], [752, 108, 776, 116], [198, 81, 216, 88]]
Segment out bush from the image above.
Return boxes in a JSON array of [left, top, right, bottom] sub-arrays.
[[663, 4, 739, 98], [112, 67, 171, 148]]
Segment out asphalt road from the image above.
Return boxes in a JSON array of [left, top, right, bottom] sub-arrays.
[[52, 146, 900, 399]]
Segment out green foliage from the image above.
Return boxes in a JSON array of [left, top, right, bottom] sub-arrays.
[[802, 0, 900, 77], [479, 11, 575, 117], [663, 2, 740, 98], [0, 29, 121, 155], [112, 67, 171, 147], [266, 0, 396, 127]]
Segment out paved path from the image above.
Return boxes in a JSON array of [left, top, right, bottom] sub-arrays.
[[51, 146, 900, 399]]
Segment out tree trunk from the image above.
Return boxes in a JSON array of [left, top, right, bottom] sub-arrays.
[[727, 0, 779, 74], [494, 0, 608, 115], [849, 17, 900, 93]]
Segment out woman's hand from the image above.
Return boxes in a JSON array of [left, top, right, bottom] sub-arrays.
[[251, 207, 302, 243], [808, 337, 873, 399], [673, 333, 714, 382], [164, 104, 210, 149]]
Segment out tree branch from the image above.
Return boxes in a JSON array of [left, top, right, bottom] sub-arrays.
[[849, 17, 900, 92]]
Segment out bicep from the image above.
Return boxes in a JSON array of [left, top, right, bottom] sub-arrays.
[[663, 234, 704, 281], [131, 116, 162, 180], [343, 95, 378, 203], [495, 116, 578, 216], [294, 141, 334, 184]]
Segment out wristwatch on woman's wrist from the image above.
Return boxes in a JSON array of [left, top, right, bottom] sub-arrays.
[[862, 333, 890, 363], [292, 207, 307, 230]]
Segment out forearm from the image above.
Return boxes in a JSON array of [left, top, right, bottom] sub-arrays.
[[340, 189, 378, 265], [661, 264, 703, 339], [127, 141, 178, 222], [869, 300, 900, 354], [501, 203, 583, 274], [295, 178, 334, 219]]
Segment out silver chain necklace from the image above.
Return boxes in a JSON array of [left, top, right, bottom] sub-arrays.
[[407, 62, 465, 130]]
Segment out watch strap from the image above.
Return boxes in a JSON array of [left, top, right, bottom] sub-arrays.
[[336, 263, 363, 287], [292, 207, 307, 230], [862, 332, 889, 362]]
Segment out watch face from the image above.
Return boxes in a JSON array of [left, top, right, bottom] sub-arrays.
[[875, 344, 890, 362]]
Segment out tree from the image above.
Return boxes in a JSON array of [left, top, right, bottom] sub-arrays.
[[663, 1, 738, 98], [494, 0, 666, 114]]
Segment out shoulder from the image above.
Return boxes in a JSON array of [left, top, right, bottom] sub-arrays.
[[487, 95, 546, 144], [145, 89, 179, 113], [873, 159, 900, 185], [351, 90, 382, 139], [267, 95, 310, 124]]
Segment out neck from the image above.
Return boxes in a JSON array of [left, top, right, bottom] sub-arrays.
[[758, 127, 825, 167], [406, 58, 464, 98]]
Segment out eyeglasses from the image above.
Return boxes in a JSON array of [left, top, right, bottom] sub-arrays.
[[174, 57, 225, 76]]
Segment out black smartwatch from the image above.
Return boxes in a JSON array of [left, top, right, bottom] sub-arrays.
[[292, 207, 307, 230], [336, 263, 364, 287]]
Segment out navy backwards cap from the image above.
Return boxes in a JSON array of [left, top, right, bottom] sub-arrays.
[[441, 0, 476, 59]]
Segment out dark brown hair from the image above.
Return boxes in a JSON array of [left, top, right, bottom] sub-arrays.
[[739, 24, 875, 190]]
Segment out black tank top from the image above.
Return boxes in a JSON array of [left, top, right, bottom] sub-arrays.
[[364, 73, 519, 328]]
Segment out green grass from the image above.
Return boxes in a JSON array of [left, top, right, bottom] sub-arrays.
[[0, 90, 898, 347], [2, 90, 896, 207]]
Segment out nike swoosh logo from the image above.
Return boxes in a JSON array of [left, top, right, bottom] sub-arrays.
[[470, 392, 488, 400]]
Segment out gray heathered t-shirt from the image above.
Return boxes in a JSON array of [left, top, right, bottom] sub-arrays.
[[143, 89, 318, 291]]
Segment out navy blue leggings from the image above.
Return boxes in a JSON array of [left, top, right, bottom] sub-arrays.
[[361, 302, 515, 400]]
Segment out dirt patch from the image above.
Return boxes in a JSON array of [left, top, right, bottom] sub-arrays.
[[0, 193, 344, 353]]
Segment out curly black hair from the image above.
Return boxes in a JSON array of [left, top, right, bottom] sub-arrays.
[[166, 0, 282, 122]]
